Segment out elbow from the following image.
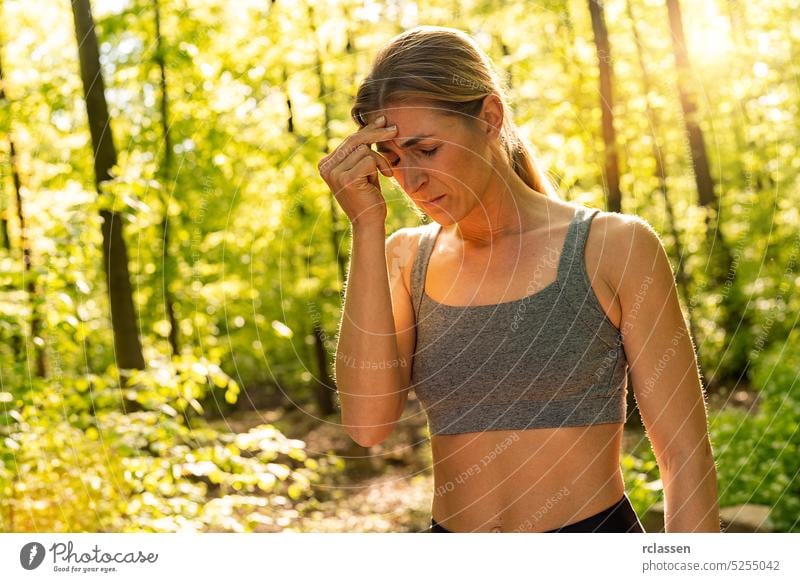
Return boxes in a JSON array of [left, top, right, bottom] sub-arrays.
[[343, 414, 396, 448], [348, 431, 384, 448], [338, 382, 406, 448], [659, 437, 716, 477]]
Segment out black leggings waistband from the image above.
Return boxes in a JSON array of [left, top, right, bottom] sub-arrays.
[[429, 493, 645, 533]]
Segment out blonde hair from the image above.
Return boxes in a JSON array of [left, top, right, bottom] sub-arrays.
[[351, 25, 559, 200]]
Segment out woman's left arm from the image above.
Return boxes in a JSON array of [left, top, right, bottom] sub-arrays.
[[604, 214, 720, 533]]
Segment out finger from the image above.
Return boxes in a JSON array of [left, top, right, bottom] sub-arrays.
[[347, 117, 398, 151], [341, 153, 380, 186], [322, 119, 397, 177], [334, 143, 370, 174], [338, 144, 386, 175], [357, 121, 398, 147], [358, 148, 393, 179], [372, 149, 393, 178]]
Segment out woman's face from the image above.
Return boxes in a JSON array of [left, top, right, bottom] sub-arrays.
[[368, 97, 501, 222]]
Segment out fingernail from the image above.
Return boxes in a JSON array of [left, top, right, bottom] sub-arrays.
[[385, 124, 397, 130], [376, 115, 385, 124]]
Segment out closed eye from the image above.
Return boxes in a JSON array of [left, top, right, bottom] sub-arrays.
[[388, 147, 439, 167]]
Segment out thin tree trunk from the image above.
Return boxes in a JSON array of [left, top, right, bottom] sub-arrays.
[[307, 3, 348, 288], [588, 0, 622, 213], [283, 65, 334, 416], [283, 65, 293, 134], [296, 201, 336, 418], [0, 211, 8, 251], [665, 0, 715, 208], [305, 4, 347, 421], [664, 0, 733, 285], [0, 26, 45, 376], [625, 0, 702, 377], [71, 0, 145, 371], [665, 0, 746, 391], [286, 67, 335, 416], [312, 316, 336, 417], [0, 3, 7, 254], [153, 0, 180, 356]]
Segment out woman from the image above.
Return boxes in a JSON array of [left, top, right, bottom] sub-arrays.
[[318, 25, 720, 533]]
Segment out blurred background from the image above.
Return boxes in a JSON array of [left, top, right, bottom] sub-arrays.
[[0, 0, 797, 532]]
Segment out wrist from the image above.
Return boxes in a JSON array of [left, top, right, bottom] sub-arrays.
[[351, 219, 386, 239]]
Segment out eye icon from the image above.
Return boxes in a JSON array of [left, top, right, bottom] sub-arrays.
[[20, 542, 46, 570]]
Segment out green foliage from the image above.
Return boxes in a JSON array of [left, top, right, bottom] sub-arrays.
[[621, 452, 662, 520], [0, 361, 343, 532], [708, 336, 800, 532], [708, 407, 798, 533], [123, 354, 241, 416]]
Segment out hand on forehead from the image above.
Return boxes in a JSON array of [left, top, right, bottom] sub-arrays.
[[368, 106, 455, 156]]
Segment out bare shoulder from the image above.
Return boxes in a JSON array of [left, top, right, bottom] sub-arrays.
[[385, 225, 427, 294], [589, 210, 667, 298]]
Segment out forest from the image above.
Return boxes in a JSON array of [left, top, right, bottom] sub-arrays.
[[0, 0, 797, 532]]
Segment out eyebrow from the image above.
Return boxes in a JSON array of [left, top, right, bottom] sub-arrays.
[[375, 134, 436, 154]]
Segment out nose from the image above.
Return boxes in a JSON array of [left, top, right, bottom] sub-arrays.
[[398, 164, 428, 196]]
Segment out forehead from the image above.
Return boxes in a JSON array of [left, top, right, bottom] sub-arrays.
[[368, 103, 458, 153]]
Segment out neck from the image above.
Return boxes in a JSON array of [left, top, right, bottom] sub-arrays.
[[451, 162, 551, 247]]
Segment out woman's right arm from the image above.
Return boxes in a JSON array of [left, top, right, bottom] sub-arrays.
[[334, 223, 416, 447], [317, 114, 415, 447]]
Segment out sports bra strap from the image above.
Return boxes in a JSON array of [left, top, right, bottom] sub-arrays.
[[410, 222, 440, 322], [557, 206, 601, 282]]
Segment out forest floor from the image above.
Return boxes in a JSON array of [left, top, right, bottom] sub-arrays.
[[211, 398, 436, 532]]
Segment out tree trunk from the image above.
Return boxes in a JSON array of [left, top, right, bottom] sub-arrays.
[[665, 0, 715, 208], [0, 31, 45, 376], [296, 202, 337, 418], [307, 3, 348, 288], [71, 0, 145, 371], [304, 4, 353, 424], [625, 0, 704, 391], [311, 315, 336, 417], [0, 211, 8, 251], [153, 0, 180, 357], [665, 0, 746, 391], [282, 66, 294, 135], [588, 0, 622, 213]]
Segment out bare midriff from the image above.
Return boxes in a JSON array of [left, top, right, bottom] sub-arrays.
[[430, 422, 626, 532]]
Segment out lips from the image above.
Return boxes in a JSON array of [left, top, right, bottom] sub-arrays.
[[422, 194, 446, 204]]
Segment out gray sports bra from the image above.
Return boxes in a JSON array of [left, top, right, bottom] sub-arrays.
[[409, 205, 628, 436]]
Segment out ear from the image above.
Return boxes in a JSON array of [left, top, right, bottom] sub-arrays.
[[478, 94, 503, 140]]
